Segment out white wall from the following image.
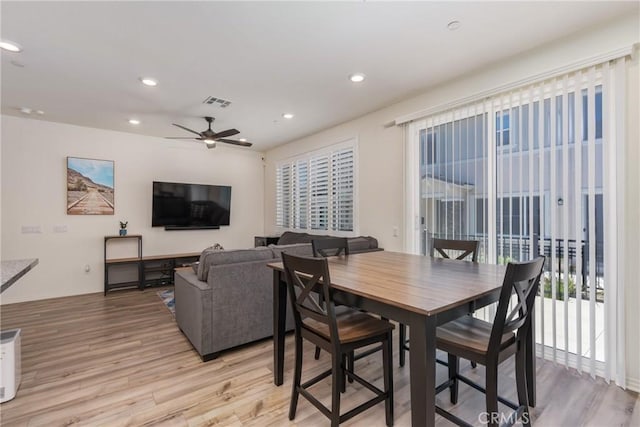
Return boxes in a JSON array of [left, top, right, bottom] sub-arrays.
[[264, 15, 639, 388], [1, 115, 265, 304]]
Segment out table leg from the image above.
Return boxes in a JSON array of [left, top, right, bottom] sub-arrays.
[[409, 314, 437, 427], [273, 269, 287, 386]]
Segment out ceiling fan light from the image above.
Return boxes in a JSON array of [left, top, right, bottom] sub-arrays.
[[205, 140, 216, 148]]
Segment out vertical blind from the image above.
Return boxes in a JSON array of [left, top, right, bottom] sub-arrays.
[[276, 140, 356, 233], [405, 56, 629, 386]]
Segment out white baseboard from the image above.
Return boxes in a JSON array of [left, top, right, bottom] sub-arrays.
[[626, 376, 640, 393]]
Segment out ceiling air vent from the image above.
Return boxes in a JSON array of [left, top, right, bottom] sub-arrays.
[[203, 96, 232, 108]]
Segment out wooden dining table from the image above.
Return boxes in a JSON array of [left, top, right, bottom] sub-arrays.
[[268, 250, 537, 426]]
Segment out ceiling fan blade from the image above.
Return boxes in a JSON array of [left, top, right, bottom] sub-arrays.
[[218, 139, 253, 147], [172, 123, 202, 136], [164, 137, 200, 139], [211, 128, 239, 139]]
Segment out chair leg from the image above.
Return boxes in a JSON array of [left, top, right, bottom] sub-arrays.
[[447, 353, 459, 404], [347, 351, 355, 383], [470, 361, 477, 368], [314, 345, 321, 360], [341, 354, 347, 393], [399, 323, 406, 367], [331, 352, 342, 427], [485, 363, 500, 427], [289, 333, 303, 420], [516, 347, 531, 427], [383, 332, 394, 426]]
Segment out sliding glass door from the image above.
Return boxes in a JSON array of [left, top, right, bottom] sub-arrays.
[[406, 59, 627, 382]]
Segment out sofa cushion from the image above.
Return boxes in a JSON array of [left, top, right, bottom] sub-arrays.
[[269, 243, 314, 259], [277, 231, 312, 245], [197, 247, 274, 281], [347, 237, 372, 252]]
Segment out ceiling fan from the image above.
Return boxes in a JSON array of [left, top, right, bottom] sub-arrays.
[[165, 116, 252, 149]]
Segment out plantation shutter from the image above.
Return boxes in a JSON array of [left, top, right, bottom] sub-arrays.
[[276, 163, 291, 228], [331, 147, 355, 231], [309, 154, 329, 230], [292, 160, 308, 229], [275, 139, 357, 234]]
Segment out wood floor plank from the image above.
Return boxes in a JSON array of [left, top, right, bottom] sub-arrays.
[[0, 288, 637, 426]]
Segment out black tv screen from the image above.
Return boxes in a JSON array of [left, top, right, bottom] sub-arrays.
[[152, 181, 231, 229]]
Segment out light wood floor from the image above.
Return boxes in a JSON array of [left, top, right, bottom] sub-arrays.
[[0, 288, 637, 426]]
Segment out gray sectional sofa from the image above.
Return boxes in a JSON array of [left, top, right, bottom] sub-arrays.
[[174, 232, 381, 361]]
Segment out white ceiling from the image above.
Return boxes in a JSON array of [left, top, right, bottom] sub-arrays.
[[1, 1, 637, 151]]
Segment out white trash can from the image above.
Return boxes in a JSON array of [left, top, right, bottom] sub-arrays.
[[0, 328, 21, 403]]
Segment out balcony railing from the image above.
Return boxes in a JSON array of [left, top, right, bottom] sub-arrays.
[[423, 232, 605, 302]]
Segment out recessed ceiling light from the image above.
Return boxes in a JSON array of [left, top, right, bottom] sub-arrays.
[[349, 73, 366, 83], [0, 40, 22, 53], [282, 113, 294, 119], [140, 77, 158, 87], [19, 107, 32, 114], [35, 110, 44, 115], [447, 20, 461, 31], [239, 138, 247, 142], [128, 119, 140, 125]]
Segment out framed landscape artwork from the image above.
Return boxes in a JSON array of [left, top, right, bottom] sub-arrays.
[[66, 157, 114, 215]]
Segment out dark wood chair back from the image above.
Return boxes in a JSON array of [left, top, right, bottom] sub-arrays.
[[281, 253, 339, 345], [489, 257, 545, 353], [430, 238, 479, 262], [312, 237, 350, 258]]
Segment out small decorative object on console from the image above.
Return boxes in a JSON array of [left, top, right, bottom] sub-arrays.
[[119, 221, 128, 236]]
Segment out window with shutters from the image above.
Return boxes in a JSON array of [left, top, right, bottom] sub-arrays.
[[275, 140, 356, 233]]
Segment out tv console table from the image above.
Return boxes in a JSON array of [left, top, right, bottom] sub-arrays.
[[104, 235, 199, 294]]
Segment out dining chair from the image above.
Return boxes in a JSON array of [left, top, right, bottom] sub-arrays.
[[311, 238, 351, 361], [312, 237, 350, 258], [434, 256, 545, 427], [399, 238, 480, 367], [282, 252, 394, 427]]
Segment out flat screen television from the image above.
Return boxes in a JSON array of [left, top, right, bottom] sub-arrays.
[[152, 181, 231, 229]]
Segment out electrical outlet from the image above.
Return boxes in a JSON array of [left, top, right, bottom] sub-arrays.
[[393, 226, 399, 237]]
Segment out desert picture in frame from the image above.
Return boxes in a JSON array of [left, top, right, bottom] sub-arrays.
[[67, 157, 114, 215]]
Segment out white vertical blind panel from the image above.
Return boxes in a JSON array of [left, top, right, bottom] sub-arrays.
[[602, 59, 625, 386], [611, 58, 626, 387], [527, 85, 537, 355], [537, 86, 546, 352], [561, 74, 571, 365], [587, 66, 597, 378], [518, 88, 525, 264], [574, 70, 584, 373], [602, 60, 613, 383], [549, 78, 558, 364]]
